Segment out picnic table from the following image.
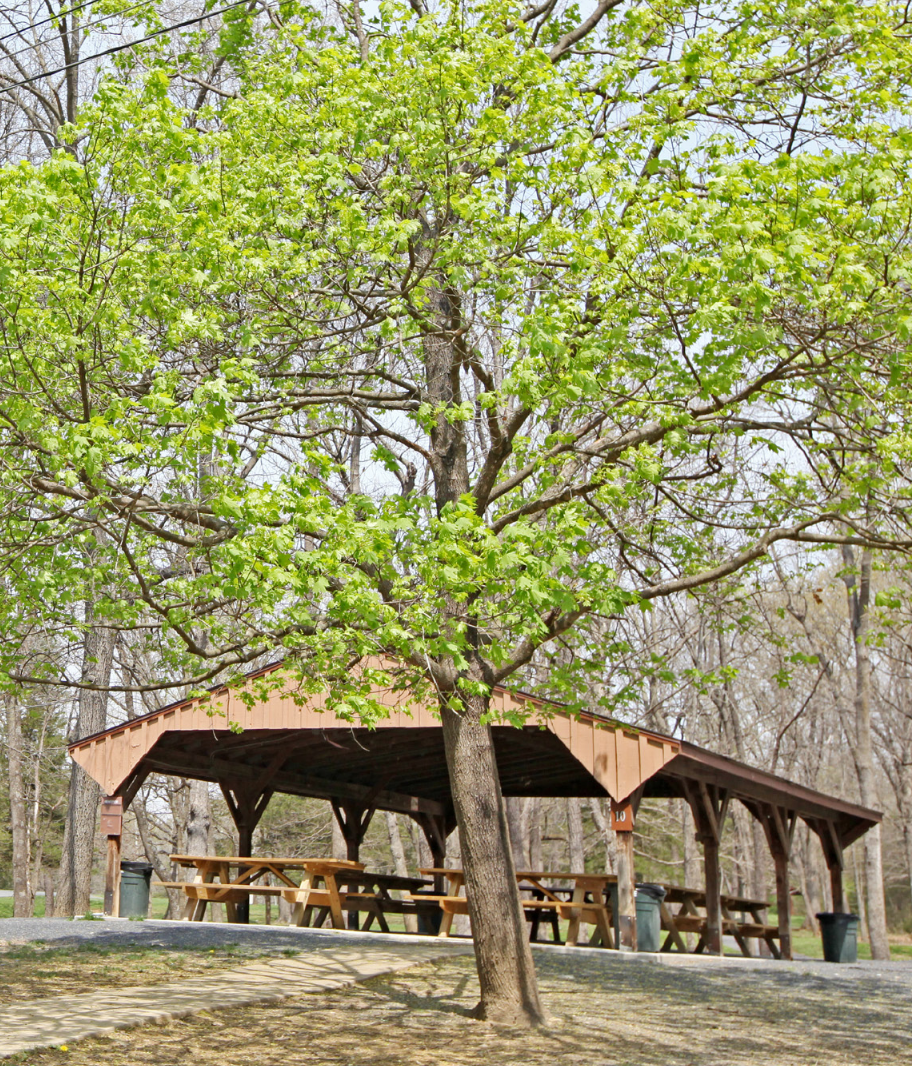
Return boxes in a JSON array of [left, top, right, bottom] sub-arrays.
[[159, 856, 438, 932], [298, 868, 437, 932], [415, 868, 615, 947], [658, 883, 780, 957], [161, 855, 364, 927]]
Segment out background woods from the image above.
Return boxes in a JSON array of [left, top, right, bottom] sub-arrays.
[[1, 0, 912, 1025]]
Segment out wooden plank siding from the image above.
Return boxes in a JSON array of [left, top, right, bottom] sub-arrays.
[[66, 661, 880, 851], [69, 663, 680, 803]]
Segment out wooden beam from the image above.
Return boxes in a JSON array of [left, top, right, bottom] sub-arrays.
[[808, 817, 845, 913], [142, 751, 446, 818], [615, 828, 636, 951], [104, 834, 121, 918], [745, 801, 795, 960], [683, 781, 728, 956]]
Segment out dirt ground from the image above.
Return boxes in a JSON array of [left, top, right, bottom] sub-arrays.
[[0, 940, 284, 1002], [3, 944, 910, 1066]]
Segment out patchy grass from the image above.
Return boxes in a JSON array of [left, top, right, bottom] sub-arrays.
[[790, 932, 912, 961], [6, 950, 912, 1066], [0, 939, 274, 1002]]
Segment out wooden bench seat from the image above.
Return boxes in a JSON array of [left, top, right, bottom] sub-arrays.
[[410, 893, 612, 946], [665, 914, 706, 934], [736, 922, 780, 938]]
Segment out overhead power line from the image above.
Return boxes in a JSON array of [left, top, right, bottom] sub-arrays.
[[1, 0, 154, 66], [0, 0, 259, 98], [0, 0, 100, 46]]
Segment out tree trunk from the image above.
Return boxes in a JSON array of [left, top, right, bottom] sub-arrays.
[[43, 870, 55, 917], [505, 798, 527, 868], [522, 798, 543, 872], [6, 696, 33, 917], [439, 691, 545, 1025], [331, 811, 347, 861], [386, 811, 418, 933], [589, 799, 617, 873], [567, 798, 585, 872], [186, 779, 211, 855], [844, 546, 890, 959], [56, 615, 115, 916], [900, 762, 912, 917], [852, 842, 868, 936]]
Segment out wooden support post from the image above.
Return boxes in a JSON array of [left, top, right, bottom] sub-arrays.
[[221, 778, 276, 924], [746, 801, 797, 961], [615, 827, 636, 951], [771, 836, 791, 960], [829, 860, 846, 915], [702, 832, 723, 955], [684, 782, 729, 956], [100, 796, 124, 918], [332, 800, 378, 928], [812, 819, 846, 914], [414, 809, 455, 894], [104, 834, 121, 918]]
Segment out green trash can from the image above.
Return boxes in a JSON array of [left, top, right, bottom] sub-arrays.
[[636, 884, 666, 952], [119, 860, 153, 918], [816, 912, 859, 963]]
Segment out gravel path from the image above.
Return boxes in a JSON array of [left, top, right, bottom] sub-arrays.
[[0, 916, 449, 954]]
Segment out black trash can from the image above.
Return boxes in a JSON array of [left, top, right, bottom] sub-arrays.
[[816, 912, 859, 963], [119, 860, 154, 918], [636, 883, 667, 952], [411, 891, 443, 935]]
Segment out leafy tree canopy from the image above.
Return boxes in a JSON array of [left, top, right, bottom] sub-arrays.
[[1, 0, 912, 717]]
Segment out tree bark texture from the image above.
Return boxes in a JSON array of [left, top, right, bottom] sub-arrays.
[[844, 546, 890, 959], [440, 694, 545, 1025], [186, 779, 212, 855], [505, 797, 528, 869], [6, 696, 33, 917], [386, 811, 418, 933], [567, 798, 585, 872], [56, 615, 115, 916]]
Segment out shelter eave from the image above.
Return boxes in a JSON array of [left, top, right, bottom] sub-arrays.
[[658, 741, 881, 841]]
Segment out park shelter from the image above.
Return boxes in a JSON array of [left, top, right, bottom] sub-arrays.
[[69, 662, 880, 958]]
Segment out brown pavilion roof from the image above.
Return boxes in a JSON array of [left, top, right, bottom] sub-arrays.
[[68, 662, 880, 847]]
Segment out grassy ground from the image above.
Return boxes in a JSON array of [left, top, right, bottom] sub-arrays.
[[0, 939, 292, 1002], [4, 946, 911, 1066]]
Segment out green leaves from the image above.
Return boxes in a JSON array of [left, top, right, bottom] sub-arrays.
[[0, 0, 910, 721]]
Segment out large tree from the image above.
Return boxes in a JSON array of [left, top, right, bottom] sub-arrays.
[[2, 0, 912, 1022]]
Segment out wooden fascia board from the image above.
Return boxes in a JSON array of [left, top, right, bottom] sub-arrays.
[[661, 747, 881, 830]]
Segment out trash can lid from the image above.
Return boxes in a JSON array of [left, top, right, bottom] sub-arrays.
[[120, 860, 155, 873], [635, 883, 667, 900], [815, 911, 860, 923]]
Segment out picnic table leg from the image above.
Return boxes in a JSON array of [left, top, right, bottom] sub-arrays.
[[437, 904, 456, 937], [529, 905, 542, 943], [291, 872, 314, 927], [565, 886, 585, 946], [659, 903, 687, 953], [363, 907, 390, 934], [591, 903, 613, 948], [324, 872, 346, 929], [724, 906, 751, 957], [184, 870, 215, 922]]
